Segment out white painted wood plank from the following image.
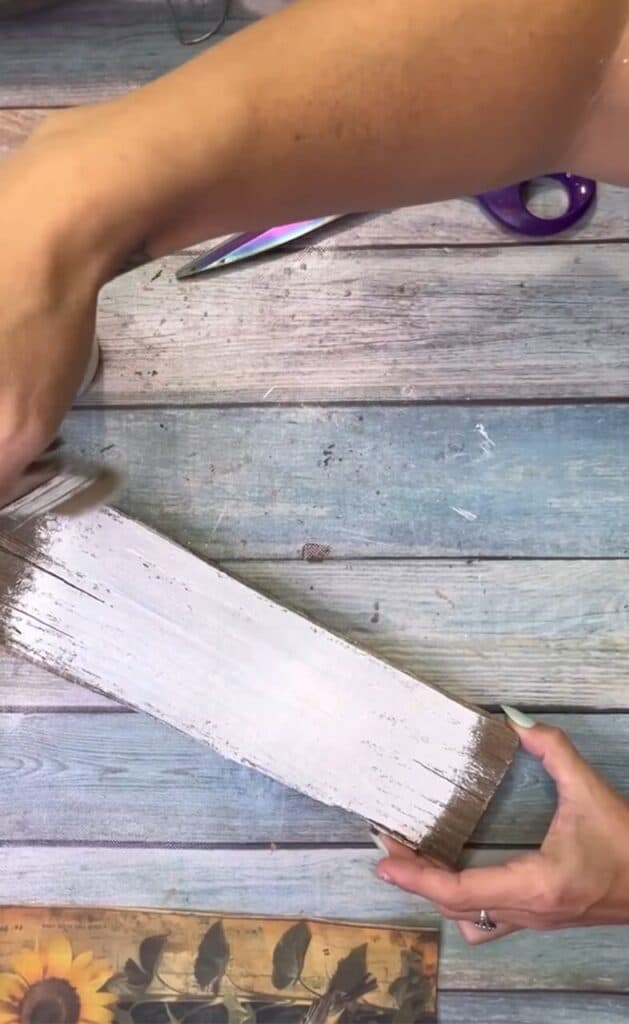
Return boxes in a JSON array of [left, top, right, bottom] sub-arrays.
[[3, 558, 628, 711], [0, 712, 622, 845], [1, 845, 628, 992], [82, 246, 629, 404], [0, 508, 516, 862], [60, 404, 629, 559]]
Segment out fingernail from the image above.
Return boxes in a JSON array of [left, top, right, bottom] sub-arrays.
[[501, 705, 536, 729], [369, 828, 389, 855], [376, 865, 393, 884]]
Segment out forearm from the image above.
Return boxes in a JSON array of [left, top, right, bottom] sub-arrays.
[[40, 0, 629, 273]]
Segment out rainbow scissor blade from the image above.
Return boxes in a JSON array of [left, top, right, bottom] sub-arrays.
[[176, 216, 340, 279]]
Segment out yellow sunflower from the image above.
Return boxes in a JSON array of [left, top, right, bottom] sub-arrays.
[[0, 934, 116, 1024]]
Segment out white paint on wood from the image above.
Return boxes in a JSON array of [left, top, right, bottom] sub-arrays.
[[0, 508, 515, 862], [3, 558, 629, 711]]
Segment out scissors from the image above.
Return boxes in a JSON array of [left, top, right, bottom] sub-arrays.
[[176, 172, 596, 279]]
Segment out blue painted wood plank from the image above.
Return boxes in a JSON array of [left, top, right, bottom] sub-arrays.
[[439, 993, 629, 1023], [62, 403, 629, 558]]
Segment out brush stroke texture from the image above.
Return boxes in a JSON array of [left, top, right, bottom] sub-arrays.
[[0, 508, 516, 863]]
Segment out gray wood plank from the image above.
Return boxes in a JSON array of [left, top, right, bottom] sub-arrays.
[[0, 653, 113, 709], [0, 1, 257, 104], [60, 404, 629, 558], [2, 558, 629, 711], [1, 845, 629, 992], [84, 246, 629, 404], [3, 112, 629, 246], [0, 712, 623, 845]]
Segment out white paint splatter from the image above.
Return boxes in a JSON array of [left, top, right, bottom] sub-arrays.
[[211, 509, 227, 537], [475, 422, 496, 458], [450, 506, 478, 522]]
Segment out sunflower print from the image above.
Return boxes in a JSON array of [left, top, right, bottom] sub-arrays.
[[0, 934, 116, 1024]]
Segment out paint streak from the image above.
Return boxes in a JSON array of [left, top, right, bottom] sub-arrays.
[[450, 506, 478, 522], [475, 422, 496, 459]]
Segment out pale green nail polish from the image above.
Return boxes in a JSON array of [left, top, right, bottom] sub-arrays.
[[501, 705, 536, 729]]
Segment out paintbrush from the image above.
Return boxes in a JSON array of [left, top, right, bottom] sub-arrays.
[[0, 442, 120, 533]]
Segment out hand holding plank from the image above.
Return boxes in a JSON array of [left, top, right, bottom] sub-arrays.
[[375, 718, 629, 941]]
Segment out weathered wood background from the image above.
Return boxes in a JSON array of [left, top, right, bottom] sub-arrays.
[[1, 1, 629, 1020]]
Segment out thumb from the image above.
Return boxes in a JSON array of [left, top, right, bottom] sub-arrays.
[[506, 714, 592, 798]]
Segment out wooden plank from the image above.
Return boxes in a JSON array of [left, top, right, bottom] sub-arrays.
[[0, 652, 113, 708], [0, 507, 516, 863], [2, 558, 629, 711], [81, 245, 629, 403], [438, 993, 629, 1023], [1, 845, 629, 992], [59, 404, 629, 559], [0, 907, 439, 1020], [3, 112, 629, 246], [0, 1, 256, 105], [0, 712, 623, 845]]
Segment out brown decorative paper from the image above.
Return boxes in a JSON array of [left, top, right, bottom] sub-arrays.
[[0, 908, 439, 1024]]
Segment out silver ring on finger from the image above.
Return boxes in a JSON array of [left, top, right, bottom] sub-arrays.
[[474, 909, 498, 932]]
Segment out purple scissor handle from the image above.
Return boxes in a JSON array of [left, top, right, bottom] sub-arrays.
[[477, 173, 596, 237]]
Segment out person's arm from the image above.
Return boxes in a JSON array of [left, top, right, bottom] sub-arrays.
[[44, 0, 629, 274], [1, 0, 629, 491]]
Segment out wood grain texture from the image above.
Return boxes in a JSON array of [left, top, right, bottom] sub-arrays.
[[1, 845, 629, 992], [438, 994, 629, 1023], [82, 245, 629, 404], [59, 404, 629, 559], [0, 712, 622, 845], [0, 507, 516, 862], [0, 1, 253, 104], [3, 111, 629, 246], [2, 558, 629, 711]]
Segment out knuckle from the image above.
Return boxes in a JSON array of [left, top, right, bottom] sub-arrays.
[[533, 871, 563, 915], [535, 869, 586, 919]]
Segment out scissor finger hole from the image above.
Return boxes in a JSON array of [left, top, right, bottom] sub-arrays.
[[523, 177, 570, 220]]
